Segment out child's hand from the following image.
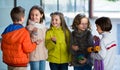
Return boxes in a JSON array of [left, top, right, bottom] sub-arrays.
[[32, 27, 38, 35], [26, 24, 34, 32], [72, 45, 79, 51], [36, 39, 43, 45], [94, 35, 100, 41], [27, 20, 35, 31], [51, 37, 56, 41], [68, 62, 72, 66], [33, 27, 37, 32], [78, 57, 87, 64], [51, 37, 56, 44]]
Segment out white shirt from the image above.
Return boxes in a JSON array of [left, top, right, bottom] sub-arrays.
[[99, 32, 116, 70]]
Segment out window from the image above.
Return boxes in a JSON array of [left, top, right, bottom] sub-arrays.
[[44, 0, 89, 27], [0, 0, 14, 38], [93, 0, 120, 18]]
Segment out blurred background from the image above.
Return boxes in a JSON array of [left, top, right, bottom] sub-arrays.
[[0, 0, 120, 70]]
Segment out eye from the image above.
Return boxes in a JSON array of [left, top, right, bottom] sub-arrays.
[[55, 19, 58, 21], [35, 14, 38, 17]]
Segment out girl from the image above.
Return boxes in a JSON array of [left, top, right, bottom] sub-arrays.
[[45, 12, 71, 70], [70, 14, 94, 70], [26, 5, 48, 70], [95, 17, 116, 70]]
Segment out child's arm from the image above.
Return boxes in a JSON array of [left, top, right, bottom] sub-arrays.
[[22, 30, 36, 53], [30, 27, 39, 42], [71, 31, 79, 51], [51, 36, 56, 44], [26, 20, 35, 34], [45, 31, 56, 50], [26, 24, 34, 33]]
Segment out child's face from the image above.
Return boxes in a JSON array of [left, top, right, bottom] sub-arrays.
[[77, 18, 88, 31], [30, 9, 43, 23], [51, 15, 61, 28], [96, 24, 103, 34]]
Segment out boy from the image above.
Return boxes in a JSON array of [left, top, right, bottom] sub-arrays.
[[95, 17, 116, 70], [1, 6, 36, 70]]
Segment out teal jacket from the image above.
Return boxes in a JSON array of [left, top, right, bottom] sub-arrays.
[[45, 26, 71, 64]]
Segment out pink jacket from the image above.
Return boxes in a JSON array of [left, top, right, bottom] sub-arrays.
[[27, 21, 48, 61]]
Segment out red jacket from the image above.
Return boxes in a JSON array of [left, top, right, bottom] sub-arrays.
[[1, 27, 36, 67]]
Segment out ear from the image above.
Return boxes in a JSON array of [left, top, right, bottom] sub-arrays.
[[20, 17, 25, 22]]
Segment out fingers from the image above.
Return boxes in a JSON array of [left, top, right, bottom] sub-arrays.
[[72, 45, 79, 51], [51, 37, 56, 41], [78, 58, 87, 64]]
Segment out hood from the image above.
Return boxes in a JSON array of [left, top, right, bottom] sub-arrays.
[[1, 24, 24, 44]]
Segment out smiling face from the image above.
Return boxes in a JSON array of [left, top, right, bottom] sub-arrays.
[[30, 9, 43, 23], [51, 15, 61, 28], [77, 17, 88, 31]]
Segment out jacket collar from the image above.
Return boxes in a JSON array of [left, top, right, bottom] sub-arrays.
[[51, 26, 62, 30], [2, 24, 24, 35], [101, 32, 110, 38]]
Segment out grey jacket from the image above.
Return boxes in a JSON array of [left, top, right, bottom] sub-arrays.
[[71, 29, 94, 66]]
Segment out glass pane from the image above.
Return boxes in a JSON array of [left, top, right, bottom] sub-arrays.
[[44, 0, 89, 28], [0, 0, 14, 38], [93, 0, 120, 18], [44, 0, 57, 27], [59, 0, 74, 12], [44, 0, 57, 13], [76, 0, 85, 12]]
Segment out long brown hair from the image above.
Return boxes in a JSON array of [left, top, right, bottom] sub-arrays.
[[26, 5, 45, 26], [50, 12, 71, 47]]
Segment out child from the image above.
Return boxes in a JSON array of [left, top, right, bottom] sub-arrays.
[[45, 12, 71, 70], [95, 17, 116, 70], [26, 5, 48, 70], [70, 14, 94, 70], [1, 6, 36, 70]]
